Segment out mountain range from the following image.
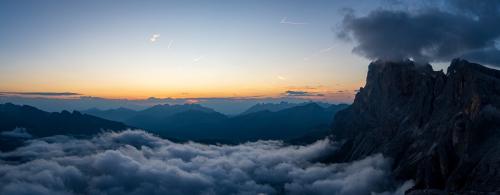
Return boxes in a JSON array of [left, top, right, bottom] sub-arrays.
[[240, 101, 335, 115], [328, 59, 500, 193], [0, 103, 128, 137], [82, 103, 348, 142], [0, 103, 129, 151]]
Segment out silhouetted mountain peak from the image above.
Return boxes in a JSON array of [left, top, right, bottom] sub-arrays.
[[330, 59, 500, 193], [364, 59, 436, 92]]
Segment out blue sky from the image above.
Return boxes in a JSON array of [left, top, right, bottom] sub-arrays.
[[0, 0, 386, 100], [1, 0, 471, 113]]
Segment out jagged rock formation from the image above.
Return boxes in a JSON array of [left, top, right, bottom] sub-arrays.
[[330, 59, 500, 193]]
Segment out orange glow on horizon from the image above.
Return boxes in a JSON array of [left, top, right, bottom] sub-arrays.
[[0, 80, 364, 103]]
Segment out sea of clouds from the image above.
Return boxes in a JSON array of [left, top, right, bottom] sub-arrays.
[[0, 130, 413, 195]]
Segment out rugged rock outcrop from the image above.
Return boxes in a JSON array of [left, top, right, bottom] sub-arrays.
[[330, 59, 500, 193]]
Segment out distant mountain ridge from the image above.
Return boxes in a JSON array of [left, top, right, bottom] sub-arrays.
[[240, 101, 338, 115], [328, 59, 500, 193], [0, 103, 129, 138], [222, 103, 347, 141], [83, 107, 138, 122], [83, 102, 348, 142], [83, 104, 217, 124]]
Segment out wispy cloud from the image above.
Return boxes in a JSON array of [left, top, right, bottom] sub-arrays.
[[167, 40, 173, 49], [304, 45, 335, 60], [280, 17, 307, 25], [285, 90, 324, 97], [318, 46, 335, 53], [0, 127, 32, 139], [287, 85, 323, 90], [192, 55, 205, 63], [0, 92, 81, 96], [150, 34, 160, 42], [277, 75, 286, 80]]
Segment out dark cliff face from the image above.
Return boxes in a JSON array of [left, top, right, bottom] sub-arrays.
[[330, 59, 500, 193]]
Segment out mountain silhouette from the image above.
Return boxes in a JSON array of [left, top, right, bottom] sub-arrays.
[[0, 103, 129, 151], [240, 101, 338, 115], [83, 103, 347, 142], [0, 103, 129, 137], [328, 59, 500, 193], [83, 107, 138, 122]]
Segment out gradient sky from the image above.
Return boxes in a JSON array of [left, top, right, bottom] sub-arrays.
[[0, 0, 405, 102]]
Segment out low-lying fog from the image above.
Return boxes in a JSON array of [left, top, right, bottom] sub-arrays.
[[0, 130, 412, 195]]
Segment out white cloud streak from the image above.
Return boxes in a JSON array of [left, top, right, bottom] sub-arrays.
[[304, 45, 335, 61], [280, 17, 307, 25], [167, 40, 173, 49], [192, 55, 205, 63], [150, 34, 160, 42]]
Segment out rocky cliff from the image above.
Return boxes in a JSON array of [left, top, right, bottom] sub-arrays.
[[330, 59, 500, 193]]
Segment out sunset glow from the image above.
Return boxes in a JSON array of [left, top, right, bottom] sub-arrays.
[[0, 0, 371, 102]]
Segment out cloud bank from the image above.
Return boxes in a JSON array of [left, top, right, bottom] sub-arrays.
[[0, 130, 412, 195], [0, 92, 81, 96], [340, 0, 500, 66]]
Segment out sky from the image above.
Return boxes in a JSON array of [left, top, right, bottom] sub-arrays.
[[0, 0, 380, 102], [2, 0, 499, 114]]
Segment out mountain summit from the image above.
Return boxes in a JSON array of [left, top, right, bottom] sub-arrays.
[[330, 59, 500, 193]]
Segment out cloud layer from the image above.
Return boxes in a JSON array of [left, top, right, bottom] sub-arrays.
[[0, 92, 81, 96], [0, 130, 412, 195], [285, 90, 325, 97], [0, 127, 32, 139], [340, 0, 500, 66]]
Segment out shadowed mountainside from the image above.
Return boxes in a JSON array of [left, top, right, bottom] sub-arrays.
[[240, 101, 337, 115], [329, 59, 500, 193], [0, 103, 129, 137], [83, 103, 348, 142], [0, 103, 130, 151]]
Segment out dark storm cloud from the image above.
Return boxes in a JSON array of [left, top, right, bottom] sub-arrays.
[[0, 130, 412, 195], [0, 92, 82, 96], [340, 0, 500, 66]]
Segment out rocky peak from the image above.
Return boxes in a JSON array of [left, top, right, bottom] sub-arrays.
[[337, 59, 446, 138], [330, 59, 500, 193]]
